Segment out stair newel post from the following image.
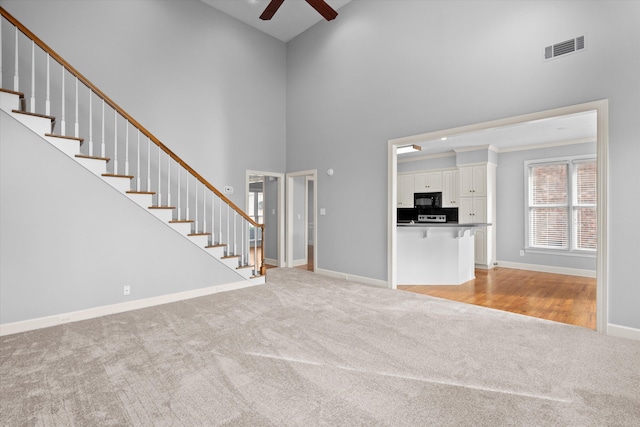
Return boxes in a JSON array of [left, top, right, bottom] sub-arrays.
[[60, 67, 65, 135], [13, 27, 18, 91], [113, 110, 118, 175], [74, 77, 79, 138], [125, 121, 130, 176], [260, 225, 265, 275], [29, 41, 35, 113], [45, 54, 50, 116]]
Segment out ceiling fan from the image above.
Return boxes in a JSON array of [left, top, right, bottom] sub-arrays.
[[260, 0, 338, 21]]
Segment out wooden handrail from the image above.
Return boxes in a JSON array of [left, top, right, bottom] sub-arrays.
[[0, 6, 262, 231]]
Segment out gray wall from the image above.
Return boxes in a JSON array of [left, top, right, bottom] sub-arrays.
[[286, 0, 640, 328], [1, 111, 242, 324], [0, 0, 287, 208]]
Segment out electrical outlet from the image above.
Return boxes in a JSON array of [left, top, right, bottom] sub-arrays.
[[519, 250, 525, 256], [123, 285, 131, 296]]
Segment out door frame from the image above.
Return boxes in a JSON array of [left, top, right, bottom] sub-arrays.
[[286, 170, 318, 270], [387, 100, 609, 333], [246, 170, 285, 268]]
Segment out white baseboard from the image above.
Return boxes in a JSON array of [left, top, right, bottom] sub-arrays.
[[607, 323, 640, 341], [496, 260, 596, 278], [315, 268, 388, 288], [264, 257, 278, 267], [292, 258, 308, 267], [0, 280, 257, 337]]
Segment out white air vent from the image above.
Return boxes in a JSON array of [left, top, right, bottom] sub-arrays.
[[544, 36, 585, 61]]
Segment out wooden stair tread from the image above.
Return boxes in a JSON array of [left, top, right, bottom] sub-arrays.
[[206, 244, 226, 248], [102, 173, 134, 179], [13, 109, 55, 121], [148, 206, 176, 210], [221, 255, 240, 259], [75, 154, 109, 161], [0, 88, 25, 97], [45, 133, 84, 142], [188, 233, 211, 236], [169, 219, 193, 223], [237, 265, 254, 270], [127, 191, 156, 195]]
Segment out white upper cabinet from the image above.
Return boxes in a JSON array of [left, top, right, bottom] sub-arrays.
[[397, 173, 415, 207], [442, 169, 459, 207], [414, 171, 443, 192], [459, 165, 487, 197]]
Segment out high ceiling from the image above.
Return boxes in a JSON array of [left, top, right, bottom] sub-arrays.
[[201, 0, 352, 42]]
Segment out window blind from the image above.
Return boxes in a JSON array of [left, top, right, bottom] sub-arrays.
[[529, 163, 569, 249]]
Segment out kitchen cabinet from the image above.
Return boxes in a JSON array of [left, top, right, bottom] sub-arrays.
[[397, 173, 415, 207], [459, 165, 487, 197], [442, 169, 459, 208], [414, 171, 442, 192], [458, 163, 496, 268]]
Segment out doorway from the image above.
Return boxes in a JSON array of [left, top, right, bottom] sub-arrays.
[[246, 171, 285, 269], [388, 100, 609, 333], [286, 170, 317, 271]]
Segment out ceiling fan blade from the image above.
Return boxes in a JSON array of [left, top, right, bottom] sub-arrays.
[[305, 0, 338, 21], [260, 0, 285, 21]]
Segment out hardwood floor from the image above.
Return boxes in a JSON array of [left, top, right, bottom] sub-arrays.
[[399, 268, 596, 330]]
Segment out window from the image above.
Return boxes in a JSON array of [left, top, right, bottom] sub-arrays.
[[526, 156, 596, 254]]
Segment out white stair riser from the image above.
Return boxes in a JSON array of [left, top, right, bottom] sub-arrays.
[[187, 235, 210, 247], [147, 208, 174, 222], [205, 246, 225, 259], [43, 136, 81, 158], [101, 176, 132, 193], [249, 276, 266, 285], [236, 268, 255, 280], [169, 222, 193, 235], [126, 193, 154, 209], [74, 158, 107, 176], [10, 112, 52, 135], [0, 92, 20, 112], [220, 257, 241, 269]]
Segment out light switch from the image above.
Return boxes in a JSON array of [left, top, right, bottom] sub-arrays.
[[272, 209, 276, 215], [297, 214, 301, 220], [320, 208, 326, 215]]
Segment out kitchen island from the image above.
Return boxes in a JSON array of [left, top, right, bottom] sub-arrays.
[[397, 222, 491, 285]]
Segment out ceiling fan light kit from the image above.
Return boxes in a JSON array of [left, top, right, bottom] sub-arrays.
[[260, 0, 338, 21]]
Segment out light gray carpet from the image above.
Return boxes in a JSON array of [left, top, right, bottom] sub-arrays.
[[1, 268, 639, 426]]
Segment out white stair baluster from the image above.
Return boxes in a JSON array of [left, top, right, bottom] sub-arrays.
[[195, 180, 199, 232], [167, 156, 171, 207], [202, 185, 207, 237], [254, 227, 258, 276], [233, 212, 237, 258], [29, 41, 35, 113], [0, 17, 3, 86], [185, 173, 190, 220], [101, 100, 105, 157], [219, 197, 222, 246], [113, 111, 118, 174], [74, 77, 79, 138], [60, 69, 65, 135], [177, 167, 181, 220], [157, 145, 161, 205], [211, 192, 215, 244], [147, 137, 151, 192], [88, 90, 93, 156], [125, 122, 130, 176], [226, 205, 230, 255], [45, 54, 50, 116], [136, 130, 140, 191], [13, 27, 19, 91], [241, 218, 245, 266]]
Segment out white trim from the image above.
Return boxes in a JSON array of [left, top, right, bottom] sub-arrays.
[[389, 99, 609, 333], [607, 324, 640, 341], [496, 137, 595, 153], [496, 261, 596, 278], [264, 257, 278, 266], [0, 280, 257, 337], [398, 151, 456, 163], [316, 268, 388, 288], [292, 258, 308, 267], [286, 170, 318, 270]]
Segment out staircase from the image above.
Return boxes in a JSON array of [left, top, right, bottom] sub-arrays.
[[0, 8, 265, 286]]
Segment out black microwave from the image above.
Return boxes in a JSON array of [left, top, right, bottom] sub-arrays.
[[414, 192, 442, 210]]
